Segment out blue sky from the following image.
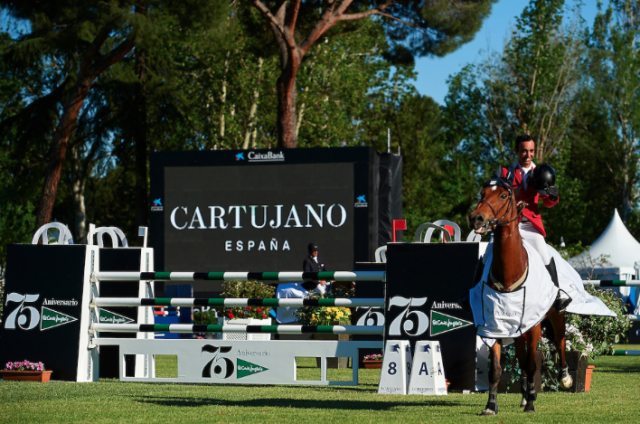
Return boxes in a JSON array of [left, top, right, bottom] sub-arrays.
[[413, 0, 605, 104]]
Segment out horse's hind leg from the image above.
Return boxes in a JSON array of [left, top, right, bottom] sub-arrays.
[[481, 340, 502, 416], [523, 325, 541, 413], [514, 337, 528, 407], [548, 307, 573, 389]]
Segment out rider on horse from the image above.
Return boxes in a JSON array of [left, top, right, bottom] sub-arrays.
[[496, 134, 571, 313]]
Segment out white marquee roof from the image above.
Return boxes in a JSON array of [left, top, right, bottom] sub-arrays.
[[571, 209, 640, 269]]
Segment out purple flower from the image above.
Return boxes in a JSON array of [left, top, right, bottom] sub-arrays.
[[4, 360, 46, 371]]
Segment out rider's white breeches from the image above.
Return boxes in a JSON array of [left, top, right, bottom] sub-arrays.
[[519, 221, 551, 265]]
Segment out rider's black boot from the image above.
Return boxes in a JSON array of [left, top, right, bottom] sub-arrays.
[[546, 258, 571, 313]]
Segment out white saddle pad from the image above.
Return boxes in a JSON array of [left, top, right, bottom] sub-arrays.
[[547, 245, 616, 317], [470, 241, 558, 344]]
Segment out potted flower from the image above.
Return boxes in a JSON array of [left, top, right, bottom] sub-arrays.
[[215, 280, 275, 341], [1, 360, 52, 382], [362, 354, 383, 369]]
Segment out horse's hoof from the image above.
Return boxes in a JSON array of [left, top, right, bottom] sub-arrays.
[[524, 403, 535, 413], [560, 375, 573, 390], [520, 397, 527, 407], [481, 403, 498, 415]]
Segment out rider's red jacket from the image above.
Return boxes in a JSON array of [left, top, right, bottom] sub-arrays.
[[499, 165, 559, 237]]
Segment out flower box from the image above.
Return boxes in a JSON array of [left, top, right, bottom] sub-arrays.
[[362, 360, 382, 369], [216, 317, 272, 341], [1, 370, 52, 382]]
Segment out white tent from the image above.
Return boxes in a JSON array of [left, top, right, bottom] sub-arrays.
[[570, 209, 639, 314], [570, 209, 640, 275]]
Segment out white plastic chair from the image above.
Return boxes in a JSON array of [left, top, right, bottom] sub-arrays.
[[88, 226, 129, 248], [432, 220, 462, 242], [374, 246, 387, 263], [414, 222, 452, 243], [31, 223, 74, 245]]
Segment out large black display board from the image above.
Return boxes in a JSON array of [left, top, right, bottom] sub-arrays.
[[0, 245, 87, 381], [384, 243, 479, 391], [150, 147, 394, 297]]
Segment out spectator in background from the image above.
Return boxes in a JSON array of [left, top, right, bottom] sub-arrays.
[[302, 242, 328, 293]]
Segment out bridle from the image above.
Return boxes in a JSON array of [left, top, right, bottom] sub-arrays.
[[477, 181, 529, 292], [476, 183, 521, 232]]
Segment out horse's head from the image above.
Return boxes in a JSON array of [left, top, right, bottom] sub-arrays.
[[468, 178, 520, 234]]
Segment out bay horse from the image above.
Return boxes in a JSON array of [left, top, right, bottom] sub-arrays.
[[468, 178, 572, 414]]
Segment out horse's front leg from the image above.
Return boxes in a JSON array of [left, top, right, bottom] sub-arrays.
[[548, 307, 573, 389], [514, 337, 529, 408], [481, 340, 502, 416], [523, 325, 541, 413]]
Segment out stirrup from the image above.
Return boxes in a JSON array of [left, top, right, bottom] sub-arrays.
[[554, 294, 571, 314]]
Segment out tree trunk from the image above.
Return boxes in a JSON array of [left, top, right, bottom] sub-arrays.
[[220, 50, 230, 140], [71, 145, 87, 244], [277, 71, 299, 148], [134, 46, 149, 231], [36, 80, 92, 229], [621, 161, 632, 224], [243, 57, 264, 150], [34, 26, 135, 230]]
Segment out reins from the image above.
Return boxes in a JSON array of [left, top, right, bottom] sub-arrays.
[[479, 182, 528, 293]]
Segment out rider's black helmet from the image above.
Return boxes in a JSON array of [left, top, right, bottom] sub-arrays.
[[532, 164, 556, 196]]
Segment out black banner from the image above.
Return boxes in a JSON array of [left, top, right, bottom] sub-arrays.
[[150, 147, 380, 297], [384, 243, 478, 391], [0, 245, 88, 381]]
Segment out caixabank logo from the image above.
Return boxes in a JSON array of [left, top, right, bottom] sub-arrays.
[[354, 195, 368, 208], [151, 198, 163, 212], [234, 151, 285, 163], [3, 293, 79, 331]]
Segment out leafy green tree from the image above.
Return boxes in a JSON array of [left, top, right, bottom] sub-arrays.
[[247, 0, 498, 148], [0, 0, 230, 231], [0, 24, 44, 264], [587, 0, 640, 224], [438, 0, 585, 237]]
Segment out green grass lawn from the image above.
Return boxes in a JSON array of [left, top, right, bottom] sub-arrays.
[[1, 352, 639, 423]]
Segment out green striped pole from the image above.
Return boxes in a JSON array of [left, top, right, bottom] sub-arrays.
[[93, 271, 385, 282], [613, 350, 640, 356], [582, 280, 640, 287], [92, 323, 384, 335], [93, 297, 384, 308]]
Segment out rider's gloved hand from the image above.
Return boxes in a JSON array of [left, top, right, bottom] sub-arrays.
[[546, 186, 559, 201]]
